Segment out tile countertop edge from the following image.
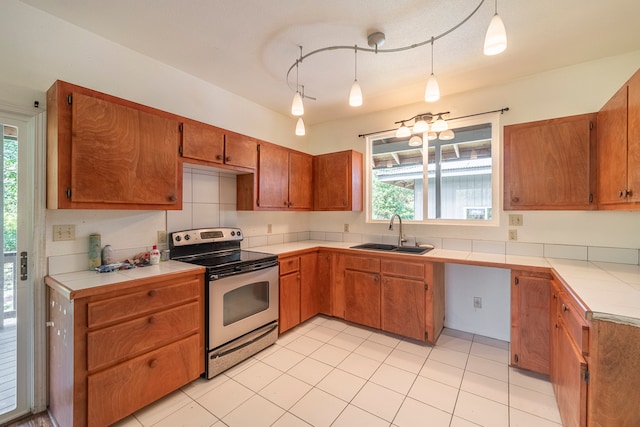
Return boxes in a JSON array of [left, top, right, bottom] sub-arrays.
[[252, 240, 640, 327], [45, 260, 205, 300]]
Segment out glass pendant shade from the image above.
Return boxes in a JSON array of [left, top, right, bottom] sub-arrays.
[[431, 116, 448, 132], [412, 118, 429, 133], [349, 80, 363, 107], [438, 129, 455, 140], [425, 73, 440, 102], [295, 117, 305, 136], [408, 135, 423, 147], [484, 13, 507, 55], [427, 131, 438, 141], [291, 91, 304, 116], [395, 123, 411, 138]]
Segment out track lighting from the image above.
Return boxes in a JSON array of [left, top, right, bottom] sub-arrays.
[[286, 0, 508, 134]]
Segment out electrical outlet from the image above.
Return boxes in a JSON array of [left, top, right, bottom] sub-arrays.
[[473, 296, 482, 309], [509, 229, 518, 241], [344, 223, 350, 232], [157, 230, 167, 244], [267, 224, 272, 234], [53, 224, 75, 241], [508, 214, 524, 226]]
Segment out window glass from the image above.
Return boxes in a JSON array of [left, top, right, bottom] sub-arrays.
[[368, 114, 498, 225]]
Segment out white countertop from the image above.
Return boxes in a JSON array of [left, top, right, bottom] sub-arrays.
[[251, 240, 640, 328]]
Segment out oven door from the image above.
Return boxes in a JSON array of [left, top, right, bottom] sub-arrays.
[[208, 265, 279, 349]]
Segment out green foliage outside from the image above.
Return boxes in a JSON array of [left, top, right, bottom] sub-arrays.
[[4, 137, 17, 252], [371, 173, 414, 220]]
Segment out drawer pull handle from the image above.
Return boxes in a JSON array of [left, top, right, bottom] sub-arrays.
[[148, 290, 158, 297], [148, 359, 158, 368], [148, 316, 155, 325]]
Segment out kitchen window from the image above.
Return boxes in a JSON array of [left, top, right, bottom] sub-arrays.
[[366, 113, 500, 225]]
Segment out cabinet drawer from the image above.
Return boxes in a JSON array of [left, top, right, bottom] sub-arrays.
[[279, 256, 300, 275], [87, 301, 200, 371], [381, 259, 424, 279], [558, 292, 590, 355], [87, 334, 201, 427], [87, 278, 200, 327], [344, 255, 380, 272]]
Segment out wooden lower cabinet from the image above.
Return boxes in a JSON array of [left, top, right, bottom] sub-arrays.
[[46, 269, 205, 427], [344, 269, 381, 329], [381, 275, 424, 340], [510, 270, 552, 374]]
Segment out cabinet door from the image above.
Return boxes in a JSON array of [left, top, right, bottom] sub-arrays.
[[181, 121, 225, 164], [225, 132, 257, 170], [381, 276, 425, 341], [258, 143, 289, 208], [511, 271, 551, 375], [598, 84, 629, 206], [279, 272, 300, 333], [316, 251, 332, 316], [552, 318, 588, 427], [628, 71, 640, 203], [504, 114, 596, 210], [71, 92, 180, 206], [288, 151, 313, 210], [299, 252, 322, 322], [344, 269, 380, 328], [314, 150, 363, 211]]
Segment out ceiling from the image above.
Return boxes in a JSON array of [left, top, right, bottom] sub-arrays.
[[19, 0, 640, 125]]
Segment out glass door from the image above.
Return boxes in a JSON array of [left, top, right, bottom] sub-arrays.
[[0, 114, 33, 423]]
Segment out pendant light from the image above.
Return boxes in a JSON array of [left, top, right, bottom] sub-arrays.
[[349, 46, 363, 107], [395, 122, 411, 138], [484, 0, 507, 56], [438, 129, 455, 140], [291, 56, 304, 116], [431, 114, 448, 132], [412, 116, 429, 133], [295, 117, 305, 136], [425, 37, 440, 102], [408, 135, 423, 147]]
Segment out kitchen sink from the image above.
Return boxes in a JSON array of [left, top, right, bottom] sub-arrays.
[[350, 243, 434, 255]]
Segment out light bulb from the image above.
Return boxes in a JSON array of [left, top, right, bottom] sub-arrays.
[[291, 91, 304, 116], [395, 123, 411, 138], [295, 117, 305, 136], [431, 116, 448, 132], [349, 80, 363, 107], [484, 13, 507, 55], [425, 74, 440, 102], [413, 117, 429, 133]]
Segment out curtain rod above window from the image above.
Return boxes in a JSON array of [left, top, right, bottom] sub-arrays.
[[357, 107, 509, 138]]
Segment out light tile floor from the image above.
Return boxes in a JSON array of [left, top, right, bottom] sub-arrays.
[[113, 316, 562, 427]]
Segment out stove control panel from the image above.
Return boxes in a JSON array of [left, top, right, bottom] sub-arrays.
[[170, 227, 243, 246]]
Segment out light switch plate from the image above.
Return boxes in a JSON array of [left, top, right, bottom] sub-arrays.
[[53, 224, 75, 241]]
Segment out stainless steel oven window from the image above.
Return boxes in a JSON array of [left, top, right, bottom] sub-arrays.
[[223, 281, 270, 326]]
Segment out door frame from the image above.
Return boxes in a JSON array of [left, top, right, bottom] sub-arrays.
[[0, 101, 47, 423]]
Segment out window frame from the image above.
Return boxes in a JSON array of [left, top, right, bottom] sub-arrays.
[[365, 112, 501, 226]]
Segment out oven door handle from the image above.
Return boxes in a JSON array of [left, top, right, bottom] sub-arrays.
[[210, 322, 278, 359]]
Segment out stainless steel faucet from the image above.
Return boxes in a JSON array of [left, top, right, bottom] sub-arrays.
[[388, 213, 407, 247]]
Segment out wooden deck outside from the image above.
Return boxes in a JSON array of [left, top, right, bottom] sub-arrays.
[[0, 321, 17, 417]]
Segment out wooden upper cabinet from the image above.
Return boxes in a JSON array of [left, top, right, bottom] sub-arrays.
[[504, 114, 597, 210], [598, 68, 640, 208], [237, 141, 312, 210], [181, 121, 257, 170], [47, 80, 181, 210], [314, 150, 363, 211]]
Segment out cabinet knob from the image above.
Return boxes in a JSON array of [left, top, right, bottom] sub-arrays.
[[216, 155, 224, 161], [512, 196, 520, 203], [148, 289, 158, 297], [169, 195, 177, 202], [619, 190, 626, 198], [284, 201, 288, 206], [148, 359, 158, 368], [562, 303, 569, 313], [148, 316, 155, 324], [226, 156, 231, 162]]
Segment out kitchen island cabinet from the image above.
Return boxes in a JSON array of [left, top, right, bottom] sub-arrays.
[[510, 270, 552, 375], [237, 141, 313, 210], [504, 113, 597, 210], [46, 80, 181, 210], [180, 120, 257, 171], [597, 68, 640, 209], [46, 267, 205, 427], [313, 150, 363, 211]]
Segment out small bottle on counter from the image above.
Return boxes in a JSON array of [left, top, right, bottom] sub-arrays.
[[101, 244, 114, 265], [150, 245, 161, 265]]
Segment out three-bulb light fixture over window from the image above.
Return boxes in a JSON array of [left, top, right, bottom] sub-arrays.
[[287, 0, 507, 136]]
